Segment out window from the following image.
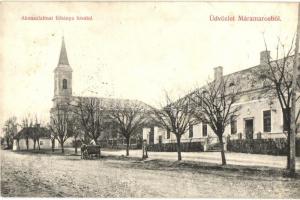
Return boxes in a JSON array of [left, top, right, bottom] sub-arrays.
[[166, 128, 170, 139], [63, 79, 68, 89], [149, 126, 154, 144], [202, 123, 207, 137], [263, 110, 271, 132], [283, 108, 290, 132], [39, 141, 43, 145], [230, 115, 237, 135]]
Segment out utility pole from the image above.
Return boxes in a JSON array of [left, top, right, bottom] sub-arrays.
[[290, 2, 300, 176]]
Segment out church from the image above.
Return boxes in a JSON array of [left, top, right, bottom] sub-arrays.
[[50, 37, 152, 148]]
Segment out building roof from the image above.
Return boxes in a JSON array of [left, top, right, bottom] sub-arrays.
[[15, 127, 51, 139], [58, 37, 69, 65], [181, 54, 296, 105], [71, 96, 154, 111]]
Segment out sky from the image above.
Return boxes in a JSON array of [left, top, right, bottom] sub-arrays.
[[0, 2, 298, 133]]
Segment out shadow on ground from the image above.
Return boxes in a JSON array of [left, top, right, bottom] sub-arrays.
[[9, 149, 300, 180]]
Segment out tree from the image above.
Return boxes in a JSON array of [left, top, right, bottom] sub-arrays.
[[253, 37, 300, 170], [50, 104, 74, 153], [109, 101, 148, 156], [0, 137, 4, 146], [71, 97, 107, 145], [152, 92, 197, 161], [30, 116, 43, 150], [289, 3, 300, 176], [19, 114, 47, 151], [2, 117, 18, 149], [47, 123, 56, 152], [190, 77, 241, 165], [20, 115, 34, 150], [67, 115, 83, 154]]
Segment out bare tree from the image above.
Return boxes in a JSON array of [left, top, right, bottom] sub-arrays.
[[71, 97, 107, 145], [109, 101, 148, 156], [152, 92, 197, 161], [190, 77, 241, 165], [253, 37, 300, 170], [2, 116, 18, 149], [290, 5, 300, 176], [46, 123, 56, 152], [20, 115, 34, 150], [50, 104, 74, 153], [31, 116, 43, 150], [67, 115, 83, 154]]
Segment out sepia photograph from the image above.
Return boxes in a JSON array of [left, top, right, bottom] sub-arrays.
[[0, 1, 300, 198]]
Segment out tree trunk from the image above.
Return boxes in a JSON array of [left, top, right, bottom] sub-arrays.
[[75, 144, 78, 154], [219, 136, 226, 165], [33, 139, 36, 150], [287, 130, 291, 170], [93, 137, 98, 145], [51, 139, 55, 152], [6, 138, 10, 149], [289, 3, 300, 176], [176, 135, 182, 161], [284, 107, 291, 170], [26, 138, 29, 150], [74, 136, 78, 154], [17, 139, 20, 150], [126, 137, 130, 156], [60, 142, 64, 153], [37, 139, 40, 150]]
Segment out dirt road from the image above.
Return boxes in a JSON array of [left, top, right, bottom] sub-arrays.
[[1, 150, 300, 198]]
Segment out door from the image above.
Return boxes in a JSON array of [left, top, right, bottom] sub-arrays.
[[245, 119, 254, 139]]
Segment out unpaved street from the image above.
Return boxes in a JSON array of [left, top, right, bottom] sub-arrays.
[[1, 150, 300, 198]]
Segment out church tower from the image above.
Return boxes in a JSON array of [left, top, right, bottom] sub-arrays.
[[53, 37, 73, 107]]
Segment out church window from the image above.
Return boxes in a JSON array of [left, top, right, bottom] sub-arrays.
[[63, 79, 68, 89]]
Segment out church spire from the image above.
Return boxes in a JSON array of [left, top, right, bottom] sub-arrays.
[[58, 37, 69, 65]]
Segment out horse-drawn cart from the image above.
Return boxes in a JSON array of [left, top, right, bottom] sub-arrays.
[[81, 145, 101, 159]]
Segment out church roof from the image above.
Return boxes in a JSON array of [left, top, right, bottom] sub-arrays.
[[71, 96, 154, 111], [58, 37, 69, 65]]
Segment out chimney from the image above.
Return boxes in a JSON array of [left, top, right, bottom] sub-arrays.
[[214, 66, 223, 81], [260, 50, 271, 65]]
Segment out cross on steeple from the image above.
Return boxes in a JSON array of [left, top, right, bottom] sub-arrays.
[[58, 36, 69, 65]]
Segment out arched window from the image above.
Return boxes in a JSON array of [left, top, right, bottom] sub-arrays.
[[62, 79, 67, 89]]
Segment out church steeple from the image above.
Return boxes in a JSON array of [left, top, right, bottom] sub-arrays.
[[58, 37, 69, 65], [53, 36, 73, 101]]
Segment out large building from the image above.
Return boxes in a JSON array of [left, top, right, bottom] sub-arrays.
[[143, 51, 300, 150]]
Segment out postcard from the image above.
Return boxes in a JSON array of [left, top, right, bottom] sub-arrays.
[[0, 1, 299, 198]]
